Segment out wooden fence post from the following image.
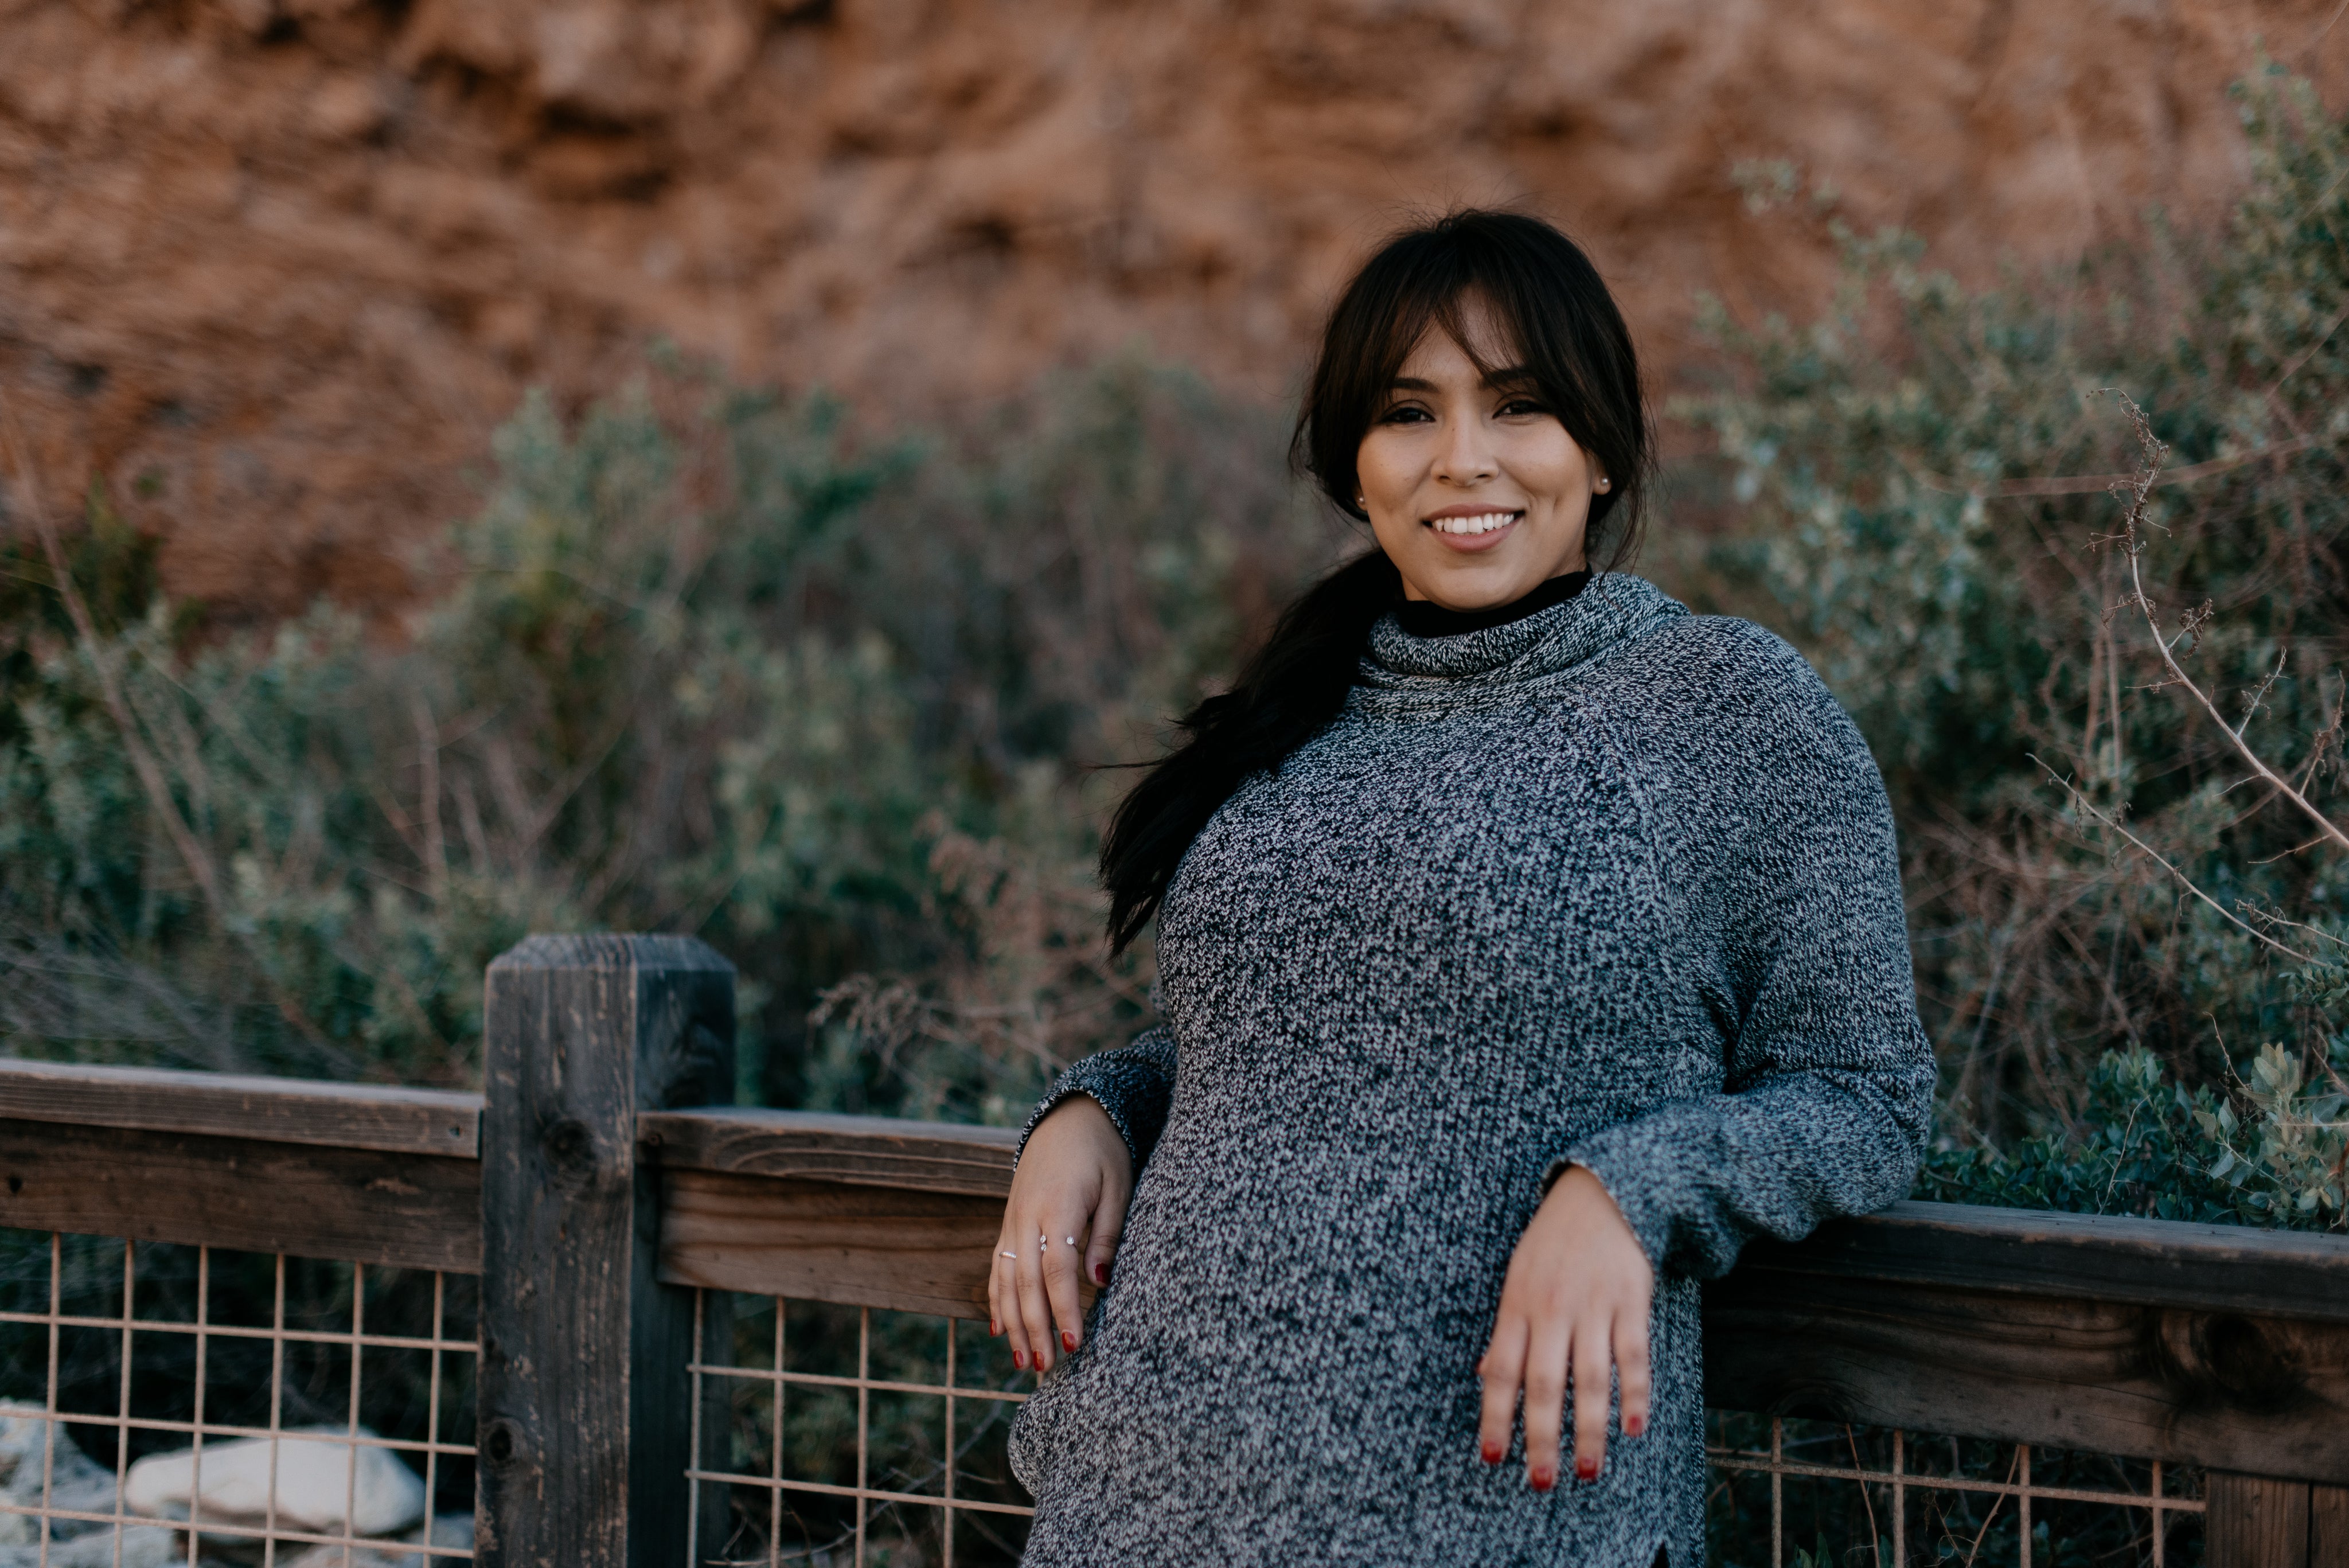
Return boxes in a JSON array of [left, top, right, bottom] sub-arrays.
[[2315, 1484, 2349, 1568], [477, 935, 736, 1568], [2208, 1472, 2315, 1567]]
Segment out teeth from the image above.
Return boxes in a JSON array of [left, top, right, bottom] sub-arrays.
[[1430, 511, 1518, 536]]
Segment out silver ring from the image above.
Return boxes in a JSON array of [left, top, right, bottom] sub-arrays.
[[1001, 1251, 1017, 1260], [1039, 1234, 1048, 1249], [1066, 1236, 1076, 1246]]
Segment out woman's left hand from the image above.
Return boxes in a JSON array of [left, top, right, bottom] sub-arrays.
[[1476, 1165, 1653, 1490]]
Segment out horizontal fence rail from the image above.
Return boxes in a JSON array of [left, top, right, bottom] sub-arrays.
[[643, 1102, 2349, 1567], [0, 1059, 487, 1568], [7, 932, 2349, 1566]]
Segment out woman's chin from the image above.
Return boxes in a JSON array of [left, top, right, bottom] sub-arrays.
[[1407, 556, 1551, 611]]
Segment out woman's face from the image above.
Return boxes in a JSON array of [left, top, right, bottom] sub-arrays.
[[1354, 301, 1605, 607]]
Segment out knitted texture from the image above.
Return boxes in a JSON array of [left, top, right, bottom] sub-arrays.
[[1009, 573, 1934, 1567]]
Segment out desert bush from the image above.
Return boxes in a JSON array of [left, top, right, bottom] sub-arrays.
[[5, 73, 2346, 1246], [0, 357, 1331, 1120], [1679, 64, 2349, 1232]]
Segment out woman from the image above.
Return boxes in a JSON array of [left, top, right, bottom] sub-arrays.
[[989, 210, 1933, 1567]]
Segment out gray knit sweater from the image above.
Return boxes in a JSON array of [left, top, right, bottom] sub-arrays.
[[1008, 573, 1934, 1567]]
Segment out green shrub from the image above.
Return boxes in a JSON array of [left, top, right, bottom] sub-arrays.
[[1679, 63, 2349, 1231], [6, 73, 2346, 1239], [0, 358, 1330, 1117]]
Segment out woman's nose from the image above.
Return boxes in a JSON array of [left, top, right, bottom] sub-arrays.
[[1433, 415, 1498, 484]]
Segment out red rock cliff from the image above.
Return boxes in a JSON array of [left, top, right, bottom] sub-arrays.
[[4, 0, 2343, 610]]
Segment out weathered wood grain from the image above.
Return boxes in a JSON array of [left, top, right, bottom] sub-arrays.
[[639, 1106, 1019, 1196], [2208, 1472, 2312, 1567], [1704, 1267, 2349, 1485], [0, 1115, 478, 1271], [656, 1168, 1097, 1323], [477, 934, 735, 1568], [2313, 1483, 2349, 1568], [660, 1163, 2349, 1480], [1745, 1199, 2349, 1324], [635, 1115, 2349, 1323], [0, 1058, 481, 1156]]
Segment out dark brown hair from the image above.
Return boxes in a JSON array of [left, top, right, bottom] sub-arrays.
[[1295, 209, 1652, 557], [1100, 210, 1653, 953]]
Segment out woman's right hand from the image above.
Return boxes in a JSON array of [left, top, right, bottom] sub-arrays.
[[990, 1095, 1134, 1375]]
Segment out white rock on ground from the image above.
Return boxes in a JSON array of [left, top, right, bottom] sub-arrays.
[[279, 1511, 474, 1568], [124, 1426, 427, 1538], [0, 1414, 180, 1568], [0, 1523, 181, 1568], [0, 1414, 119, 1532]]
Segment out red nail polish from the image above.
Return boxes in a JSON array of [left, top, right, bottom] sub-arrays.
[[1062, 1330, 1078, 1352], [1575, 1456, 1599, 1482], [989, 1319, 1001, 1337], [1013, 1350, 1027, 1370], [1092, 1263, 1108, 1286], [1529, 1465, 1556, 1492], [1480, 1441, 1504, 1465], [1624, 1414, 1645, 1437]]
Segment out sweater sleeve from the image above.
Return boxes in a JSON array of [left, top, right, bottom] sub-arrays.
[[1553, 652, 1936, 1281], [1016, 1025, 1179, 1172]]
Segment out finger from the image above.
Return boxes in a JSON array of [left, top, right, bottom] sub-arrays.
[[1016, 1227, 1056, 1372], [986, 1238, 1004, 1336], [1615, 1307, 1653, 1442], [1476, 1316, 1528, 1466], [1084, 1181, 1130, 1289], [1569, 1317, 1613, 1483], [995, 1245, 1037, 1372], [1519, 1320, 1570, 1492], [1043, 1218, 1087, 1356]]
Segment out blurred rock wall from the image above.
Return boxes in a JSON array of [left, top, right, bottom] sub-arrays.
[[5, 0, 2344, 611]]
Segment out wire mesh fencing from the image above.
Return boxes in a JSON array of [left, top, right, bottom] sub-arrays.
[[1706, 1413, 2207, 1567], [0, 1224, 477, 1567], [683, 1293, 1032, 1568], [678, 1293, 2216, 1568]]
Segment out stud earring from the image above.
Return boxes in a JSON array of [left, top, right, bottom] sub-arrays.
[[1355, 496, 1367, 509], [1596, 477, 1610, 492]]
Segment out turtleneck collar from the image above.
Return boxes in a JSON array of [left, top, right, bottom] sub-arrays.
[[1354, 572, 1689, 701], [1392, 569, 1591, 639]]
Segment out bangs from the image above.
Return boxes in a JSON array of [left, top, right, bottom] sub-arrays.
[[1363, 270, 1532, 395]]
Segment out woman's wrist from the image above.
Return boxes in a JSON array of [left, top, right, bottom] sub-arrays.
[[1033, 1094, 1131, 1172]]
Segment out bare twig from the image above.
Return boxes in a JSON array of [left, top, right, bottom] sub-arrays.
[[2253, 831, 2335, 865], [0, 393, 336, 1054], [2235, 648, 2291, 740], [2101, 392, 2349, 856], [0, 400, 229, 927], [411, 690, 449, 907], [1913, 431, 2323, 497], [2032, 756, 2317, 962]]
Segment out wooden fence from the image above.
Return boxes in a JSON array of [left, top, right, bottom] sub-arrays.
[[1, 933, 2344, 1566]]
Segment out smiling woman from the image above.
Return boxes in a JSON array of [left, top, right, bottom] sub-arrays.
[[986, 211, 1935, 1568]]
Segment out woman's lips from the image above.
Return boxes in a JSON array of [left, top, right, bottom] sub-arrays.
[[1423, 509, 1522, 552]]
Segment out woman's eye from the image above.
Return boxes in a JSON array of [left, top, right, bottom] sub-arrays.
[[1499, 398, 1549, 418], [1380, 404, 1433, 424]]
